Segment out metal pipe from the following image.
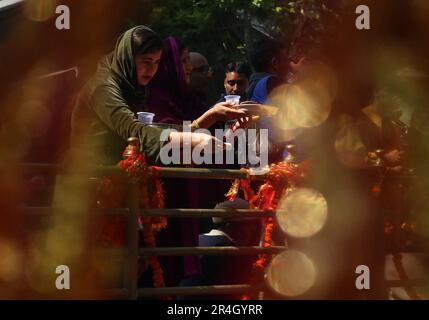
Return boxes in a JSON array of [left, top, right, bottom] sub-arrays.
[[140, 208, 277, 218], [20, 207, 282, 218], [20, 163, 268, 180], [124, 182, 140, 300], [20, 206, 129, 215], [138, 284, 254, 297], [385, 279, 429, 287], [139, 246, 287, 256], [149, 167, 263, 180]]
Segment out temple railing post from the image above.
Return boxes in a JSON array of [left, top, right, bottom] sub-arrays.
[[124, 180, 140, 300]]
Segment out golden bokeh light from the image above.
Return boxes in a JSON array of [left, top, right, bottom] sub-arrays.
[[266, 250, 316, 297], [0, 239, 23, 283], [268, 63, 337, 139], [24, 0, 59, 22], [276, 188, 328, 238]]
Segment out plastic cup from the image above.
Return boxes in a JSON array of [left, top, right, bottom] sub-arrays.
[[224, 95, 240, 105], [137, 112, 155, 124]]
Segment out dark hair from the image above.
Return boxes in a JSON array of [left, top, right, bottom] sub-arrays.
[[132, 26, 164, 57], [212, 199, 250, 227], [225, 62, 251, 79], [249, 38, 286, 72]]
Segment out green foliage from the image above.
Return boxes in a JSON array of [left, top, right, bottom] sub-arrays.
[[139, 0, 299, 79], [132, 0, 338, 94]]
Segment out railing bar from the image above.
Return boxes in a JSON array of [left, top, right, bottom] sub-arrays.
[[19, 163, 120, 176], [150, 167, 260, 180], [385, 279, 429, 287], [140, 208, 278, 217], [19, 206, 130, 215], [124, 182, 140, 300], [98, 246, 286, 256], [19, 163, 417, 182], [386, 248, 429, 253], [20, 163, 268, 180], [139, 246, 287, 256], [20, 207, 281, 217], [99, 289, 129, 299], [137, 285, 254, 297]]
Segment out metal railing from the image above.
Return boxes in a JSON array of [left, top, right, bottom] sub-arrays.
[[20, 162, 428, 299], [21, 162, 283, 299]]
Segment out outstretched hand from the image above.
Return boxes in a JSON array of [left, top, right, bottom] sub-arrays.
[[230, 116, 261, 131], [208, 101, 248, 122], [169, 131, 231, 153]]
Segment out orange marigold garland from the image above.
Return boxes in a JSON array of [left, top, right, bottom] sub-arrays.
[[227, 161, 306, 299], [96, 137, 167, 290], [118, 138, 167, 289]]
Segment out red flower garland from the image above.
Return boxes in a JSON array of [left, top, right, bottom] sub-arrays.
[[96, 139, 167, 290], [226, 161, 306, 299], [118, 141, 167, 289]]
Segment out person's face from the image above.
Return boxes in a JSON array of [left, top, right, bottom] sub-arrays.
[[181, 48, 193, 84], [190, 64, 212, 90], [224, 72, 249, 96], [135, 50, 162, 86]]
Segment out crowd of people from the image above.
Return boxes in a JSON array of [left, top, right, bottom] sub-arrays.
[[64, 23, 429, 299], [0, 0, 428, 301]]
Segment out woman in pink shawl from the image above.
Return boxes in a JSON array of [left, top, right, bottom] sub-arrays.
[[146, 36, 246, 126], [145, 37, 249, 287]]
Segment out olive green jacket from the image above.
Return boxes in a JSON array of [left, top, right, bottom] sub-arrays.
[[70, 27, 164, 165]]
